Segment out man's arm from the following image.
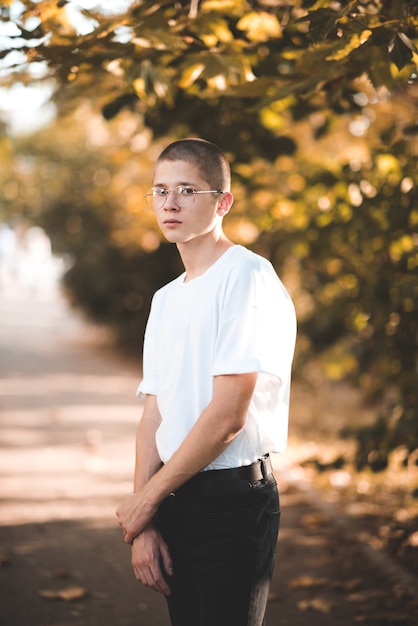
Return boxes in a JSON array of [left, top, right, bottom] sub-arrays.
[[128, 395, 173, 596], [133, 394, 163, 491], [116, 372, 257, 544]]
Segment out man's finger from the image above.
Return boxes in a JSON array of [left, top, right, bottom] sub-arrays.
[[160, 541, 174, 577], [124, 529, 135, 544]]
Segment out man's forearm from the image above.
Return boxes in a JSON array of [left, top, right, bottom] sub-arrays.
[[133, 395, 162, 492], [140, 373, 257, 507]]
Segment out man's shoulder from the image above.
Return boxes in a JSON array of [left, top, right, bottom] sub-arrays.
[[227, 246, 293, 305], [224, 245, 274, 277]]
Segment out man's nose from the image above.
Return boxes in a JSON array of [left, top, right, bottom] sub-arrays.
[[164, 190, 180, 210]]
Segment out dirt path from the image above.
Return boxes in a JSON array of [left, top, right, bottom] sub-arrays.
[[0, 286, 417, 626]]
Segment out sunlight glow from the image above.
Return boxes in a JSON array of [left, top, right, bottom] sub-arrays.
[[0, 80, 56, 134]]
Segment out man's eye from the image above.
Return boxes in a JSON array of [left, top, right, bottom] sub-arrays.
[[178, 186, 195, 196], [154, 188, 168, 196]]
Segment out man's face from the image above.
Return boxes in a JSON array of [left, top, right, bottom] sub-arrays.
[[151, 159, 227, 245]]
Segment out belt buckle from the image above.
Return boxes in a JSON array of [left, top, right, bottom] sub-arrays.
[[260, 456, 269, 482]]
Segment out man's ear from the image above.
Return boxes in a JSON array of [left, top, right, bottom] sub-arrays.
[[217, 192, 234, 217]]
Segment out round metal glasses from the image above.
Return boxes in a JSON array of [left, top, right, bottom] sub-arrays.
[[144, 185, 224, 210]]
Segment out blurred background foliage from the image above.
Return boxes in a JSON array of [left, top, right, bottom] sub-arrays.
[[1, 0, 417, 471]]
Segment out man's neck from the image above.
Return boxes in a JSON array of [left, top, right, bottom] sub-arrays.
[[178, 233, 234, 282]]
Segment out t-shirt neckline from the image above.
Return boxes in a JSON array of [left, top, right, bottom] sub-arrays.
[[181, 245, 242, 285]]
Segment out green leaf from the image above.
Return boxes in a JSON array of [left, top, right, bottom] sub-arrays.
[[362, 46, 396, 90], [306, 8, 339, 44], [390, 34, 414, 71]]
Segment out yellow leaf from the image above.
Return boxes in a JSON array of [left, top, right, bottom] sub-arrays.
[[326, 30, 373, 61], [237, 12, 282, 42], [133, 77, 146, 99], [178, 63, 205, 88], [202, 0, 248, 15], [196, 16, 233, 47]]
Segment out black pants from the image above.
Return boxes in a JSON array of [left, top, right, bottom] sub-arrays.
[[155, 459, 280, 626]]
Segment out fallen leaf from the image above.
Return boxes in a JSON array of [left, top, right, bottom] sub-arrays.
[[290, 575, 330, 588], [297, 597, 333, 613], [39, 586, 88, 601], [59, 586, 88, 601]]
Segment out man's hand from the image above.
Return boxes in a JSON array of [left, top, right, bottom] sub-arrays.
[[116, 490, 157, 545], [131, 525, 173, 596]]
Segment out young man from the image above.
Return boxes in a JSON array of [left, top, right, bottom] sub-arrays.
[[116, 138, 296, 626]]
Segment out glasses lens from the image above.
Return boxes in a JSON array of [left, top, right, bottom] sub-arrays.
[[145, 189, 165, 210], [173, 186, 196, 208], [145, 186, 198, 210]]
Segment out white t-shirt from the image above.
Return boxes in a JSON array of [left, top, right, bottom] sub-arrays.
[[137, 245, 296, 470]]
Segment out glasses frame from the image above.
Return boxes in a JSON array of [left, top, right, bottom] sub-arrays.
[[144, 185, 224, 210]]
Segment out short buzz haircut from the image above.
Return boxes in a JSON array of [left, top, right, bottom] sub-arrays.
[[156, 138, 231, 192]]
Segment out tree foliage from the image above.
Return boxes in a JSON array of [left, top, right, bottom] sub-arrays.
[[1, 1, 417, 117], [1, 0, 417, 470]]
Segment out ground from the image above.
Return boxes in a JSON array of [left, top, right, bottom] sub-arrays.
[[0, 282, 417, 626]]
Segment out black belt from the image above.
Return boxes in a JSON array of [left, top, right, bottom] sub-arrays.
[[202, 454, 273, 483], [171, 454, 274, 498]]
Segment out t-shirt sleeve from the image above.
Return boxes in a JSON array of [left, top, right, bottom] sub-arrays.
[[211, 261, 296, 381]]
